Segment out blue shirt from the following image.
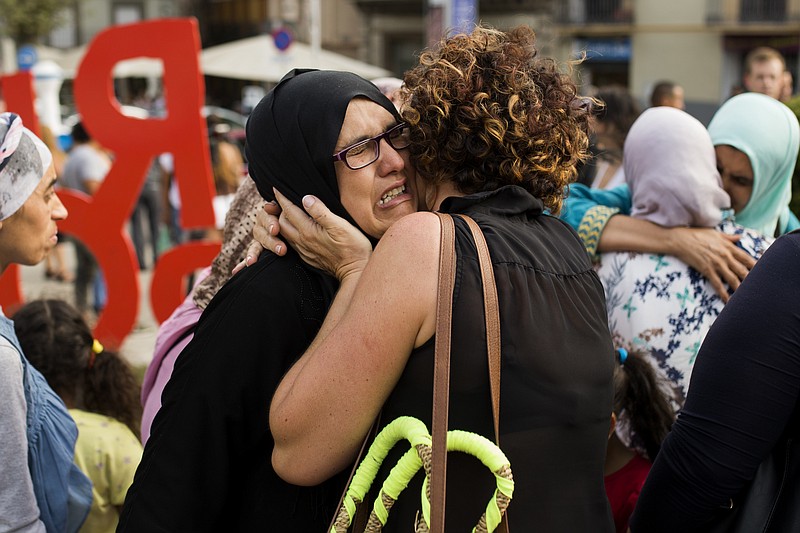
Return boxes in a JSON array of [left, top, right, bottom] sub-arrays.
[[0, 315, 92, 533]]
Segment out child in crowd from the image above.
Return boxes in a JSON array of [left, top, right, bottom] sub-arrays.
[[605, 347, 677, 533], [14, 299, 143, 533]]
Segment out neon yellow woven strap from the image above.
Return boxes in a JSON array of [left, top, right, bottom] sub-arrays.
[[330, 417, 430, 533], [418, 430, 514, 533], [330, 417, 513, 533]]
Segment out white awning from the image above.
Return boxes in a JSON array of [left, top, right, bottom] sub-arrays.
[[200, 35, 391, 82]]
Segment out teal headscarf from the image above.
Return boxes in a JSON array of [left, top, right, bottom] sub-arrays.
[[708, 93, 800, 236]]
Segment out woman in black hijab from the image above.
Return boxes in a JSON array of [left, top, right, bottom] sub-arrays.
[[118, 69, 417, 531]]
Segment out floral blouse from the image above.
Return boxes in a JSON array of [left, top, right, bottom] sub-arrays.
[[596, 219, 772, 402]]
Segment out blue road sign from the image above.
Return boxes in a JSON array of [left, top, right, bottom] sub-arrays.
[[272, 28, 293, 52], [17, 45, 38, 71]]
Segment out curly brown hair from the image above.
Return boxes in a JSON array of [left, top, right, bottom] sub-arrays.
[[401, 25, 590, 213]]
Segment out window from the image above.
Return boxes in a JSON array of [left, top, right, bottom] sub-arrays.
[[113, 3, 144, 25]]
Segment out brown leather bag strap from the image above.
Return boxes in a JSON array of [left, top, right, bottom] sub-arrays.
[[430, 212, 456, 533], [460, 214, 509, 533], [460, 214, 502, 445]]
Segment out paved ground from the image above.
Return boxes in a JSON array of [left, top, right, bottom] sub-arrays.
[[17, 241, 158, 371]]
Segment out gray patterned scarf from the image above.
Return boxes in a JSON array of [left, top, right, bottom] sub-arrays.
[[0, 113, 53, 221]]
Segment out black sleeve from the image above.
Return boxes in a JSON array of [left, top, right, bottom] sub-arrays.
[[630, 232, 800, 532], [117, 254, 339, 532]]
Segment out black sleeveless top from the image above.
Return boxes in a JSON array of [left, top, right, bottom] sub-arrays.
[[369, 186, 616, 532]]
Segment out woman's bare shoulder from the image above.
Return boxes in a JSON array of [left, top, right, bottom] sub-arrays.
[[385, 211, 443, 238], [374, 211, 443, 258]]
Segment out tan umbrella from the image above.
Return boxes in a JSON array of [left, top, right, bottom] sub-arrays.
[[200, 35, 391, 82], [38, 37, 389, 82]]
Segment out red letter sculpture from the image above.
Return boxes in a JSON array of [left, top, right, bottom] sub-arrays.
[[67, 18, 217, 347]]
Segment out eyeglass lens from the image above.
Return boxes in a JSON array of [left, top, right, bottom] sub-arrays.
[[345, 124, 410, 170]]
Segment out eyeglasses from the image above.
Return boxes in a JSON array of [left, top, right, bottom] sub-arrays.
[[332, 122, 410, 170]]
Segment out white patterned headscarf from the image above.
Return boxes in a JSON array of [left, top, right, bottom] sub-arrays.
[[624, 107, 730, 227], [0, 113, 53, 221]]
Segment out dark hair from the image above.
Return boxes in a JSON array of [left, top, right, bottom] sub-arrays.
[[13, 299, 142, 439], [594, 85, 640, 147], [650, 80, 679, 107], [401, 25, 591, 214], [613, 347, 677, 460], [71, 121, 91, 144]]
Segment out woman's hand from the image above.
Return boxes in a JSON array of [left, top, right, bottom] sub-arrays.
[[231, 201, 285, 274], [599, 216, 756, 303], [273, 189, 372, 281], [666, 227, 755, 302]]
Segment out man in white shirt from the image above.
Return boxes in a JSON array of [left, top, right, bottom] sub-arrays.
[[61, 121, 111, 315]]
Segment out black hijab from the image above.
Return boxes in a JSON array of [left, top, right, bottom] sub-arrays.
[[245, 69, 400, 234]]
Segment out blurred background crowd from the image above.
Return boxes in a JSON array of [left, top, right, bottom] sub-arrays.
[[8, 1, 800, 305], [8, 1, 800, 286]]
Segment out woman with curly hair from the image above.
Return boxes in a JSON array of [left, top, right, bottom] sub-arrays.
[[268, 26, 615, 531]]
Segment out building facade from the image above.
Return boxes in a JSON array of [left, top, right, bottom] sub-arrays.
[[354, 0, 800, 122], [555, 0, 800, 121], [48, 0, 183, 48], [28, 0, 800, 120]]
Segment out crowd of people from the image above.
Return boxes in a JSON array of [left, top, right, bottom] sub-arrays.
[[3, 24, 800, 533], [43, 110, 248, 323]]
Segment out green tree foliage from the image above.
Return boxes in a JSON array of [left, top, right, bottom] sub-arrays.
[[0, 0, 68, 44], [785, 96, 800, 218]]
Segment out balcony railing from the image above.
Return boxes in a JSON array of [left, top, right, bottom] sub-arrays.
[[478, 0, 547, 11], [707, 0, 800, 24], [555, 0, 634, 25], [353, 0, 424, 15]]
